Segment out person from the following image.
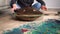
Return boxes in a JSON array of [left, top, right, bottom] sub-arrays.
[[10, 0, 47, 13]]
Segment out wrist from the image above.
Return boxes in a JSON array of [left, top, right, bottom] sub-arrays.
[[41, 5, 46, 7]]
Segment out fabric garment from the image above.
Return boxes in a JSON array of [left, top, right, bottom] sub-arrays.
[[16, 2, 41, 10], [10, 0, 45, 8]]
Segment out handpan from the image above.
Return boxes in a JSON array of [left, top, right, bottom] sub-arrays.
[[14, 7, 43, 21]]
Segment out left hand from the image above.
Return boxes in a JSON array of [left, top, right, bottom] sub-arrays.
[[41, 5, 47, 11]]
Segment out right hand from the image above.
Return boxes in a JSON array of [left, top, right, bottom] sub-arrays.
[[41, 5, 47, 11]]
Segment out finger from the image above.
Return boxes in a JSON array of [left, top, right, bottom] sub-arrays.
[[11, 8, 14, 13]]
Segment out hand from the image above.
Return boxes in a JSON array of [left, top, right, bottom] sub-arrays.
[[11, 4, 17, 13], [11, 4, 17, 11], [41, 5, 47, 11]]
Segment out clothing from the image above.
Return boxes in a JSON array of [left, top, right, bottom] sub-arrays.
[[10, 0, 45, 8], [16, 2, 41, 10]]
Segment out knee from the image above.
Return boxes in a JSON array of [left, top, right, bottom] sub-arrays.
[[36, 3, 41, 7], [32, 2, 41, 10]]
